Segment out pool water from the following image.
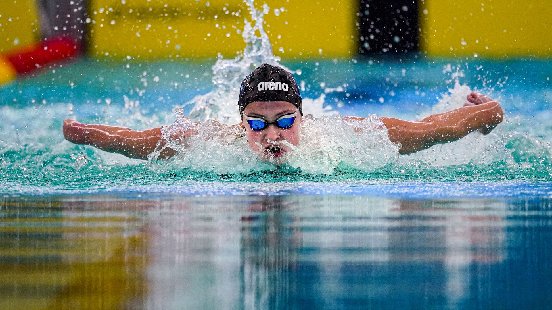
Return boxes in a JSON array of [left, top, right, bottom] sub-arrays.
[[2, 193, 552, 309], [1, 11, 552, 307]]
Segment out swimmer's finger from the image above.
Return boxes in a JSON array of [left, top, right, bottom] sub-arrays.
[[467, 92, 493, 105], [464, 92, 479, 106]]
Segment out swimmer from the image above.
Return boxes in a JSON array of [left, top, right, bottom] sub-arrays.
[[63, 63, 504, 162]]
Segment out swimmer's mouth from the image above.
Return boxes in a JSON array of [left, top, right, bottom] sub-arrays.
[[265, 145, 284, 157]]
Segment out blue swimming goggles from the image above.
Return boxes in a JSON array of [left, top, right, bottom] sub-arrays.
[[246, 113, 296, 131]]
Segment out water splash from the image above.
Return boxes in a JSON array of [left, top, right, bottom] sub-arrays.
[[429, 80, 472, 115], [186, 1, 279, 124], [152, 112, 272, 173], [288, 115, 398, 174], [186, 0, 331, 124], [152, 111, 398, 174]]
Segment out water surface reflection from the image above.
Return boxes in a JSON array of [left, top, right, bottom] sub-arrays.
[[1, 195, 551, 309]]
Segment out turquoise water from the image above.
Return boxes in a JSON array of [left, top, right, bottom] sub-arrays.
[[1, 58, 551, 195], [1, 58, 552, 308]]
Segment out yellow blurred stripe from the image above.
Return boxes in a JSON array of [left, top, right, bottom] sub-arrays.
[[90, 0, 355, 59], [0, 0, 40, 53], [421, 0, 552, 57]]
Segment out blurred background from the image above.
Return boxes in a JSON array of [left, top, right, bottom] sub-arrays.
[[1, 0, 550, 62]]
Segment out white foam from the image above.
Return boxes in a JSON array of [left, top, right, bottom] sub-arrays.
[[153, 115, 271, 173], [154, 113, 399, 174], [427, 80, 472, 116], [288, 115, 399, 174]]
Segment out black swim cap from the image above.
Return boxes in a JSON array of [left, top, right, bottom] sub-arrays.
[[238, 63, 302, 115]]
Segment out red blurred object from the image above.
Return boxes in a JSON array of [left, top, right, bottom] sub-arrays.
[[5, 37, 79, 75]]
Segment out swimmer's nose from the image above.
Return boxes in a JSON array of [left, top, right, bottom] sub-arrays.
[[264, 123, 281, 141]]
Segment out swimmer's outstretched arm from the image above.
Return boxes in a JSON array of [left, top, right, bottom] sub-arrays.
[[63, 119, 176, 159], [379, 93, 504, 154]]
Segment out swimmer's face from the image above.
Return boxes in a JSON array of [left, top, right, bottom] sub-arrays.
[[241, 101, 302, 163]]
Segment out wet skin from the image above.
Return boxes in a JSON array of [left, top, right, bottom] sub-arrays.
[[240, 101, 302, 163]]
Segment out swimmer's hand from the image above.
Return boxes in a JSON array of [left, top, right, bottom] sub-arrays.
[[62, 119, 176, 160], [463, 92, 503, 134]]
